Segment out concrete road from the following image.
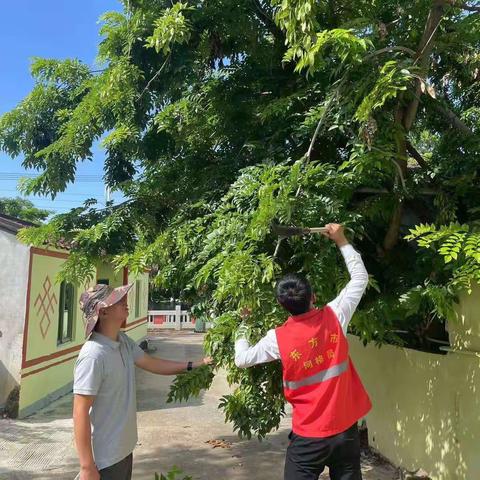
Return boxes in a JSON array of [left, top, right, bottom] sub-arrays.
[[0, 331, 398, 479]]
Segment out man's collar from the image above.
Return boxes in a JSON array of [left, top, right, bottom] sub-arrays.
[[91, 332, 120, 349]]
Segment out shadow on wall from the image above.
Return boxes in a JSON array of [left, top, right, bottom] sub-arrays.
[[350, 337, 479, 480], [0, 360, 19, 418], [389, 350, 468, 480]]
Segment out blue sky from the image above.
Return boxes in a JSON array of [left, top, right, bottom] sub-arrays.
[[0, 1, 123, 214]]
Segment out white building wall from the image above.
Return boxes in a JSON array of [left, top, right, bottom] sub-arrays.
[[0, 231, 30, 407]]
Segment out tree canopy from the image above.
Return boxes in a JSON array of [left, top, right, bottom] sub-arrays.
[[1, 0, 479, 438], [0, 197, 50, 223]]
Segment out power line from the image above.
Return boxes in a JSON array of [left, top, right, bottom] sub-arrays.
[[0, 188, 104, 197], [0, 173, 125, 212], [0, 173, 104, 184], [0, 194, 114, 203], [26, 199, 100, 204], [0, 172, 100, 180], [0, 196, 103, 204], [0, 177, 103, 183]]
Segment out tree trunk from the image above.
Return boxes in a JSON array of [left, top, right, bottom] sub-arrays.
[[403, 0, 447, 131], [382, 0, 447, 251], [384, 111, 408, 251]]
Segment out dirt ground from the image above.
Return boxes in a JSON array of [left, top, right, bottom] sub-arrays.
[[0, 331, 399, 479]]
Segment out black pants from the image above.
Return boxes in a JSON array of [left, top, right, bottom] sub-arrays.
[[99, 453, 133, 480], [284, 423, 361, 480]]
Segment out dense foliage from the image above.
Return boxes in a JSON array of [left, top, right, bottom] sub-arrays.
[[0, 196, 50, 223], [1, 0, 479, 437]]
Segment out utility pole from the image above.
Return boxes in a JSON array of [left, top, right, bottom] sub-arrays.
[[104, 185, 111, 205]]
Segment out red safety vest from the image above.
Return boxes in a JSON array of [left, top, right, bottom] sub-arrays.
[[275, 306, 371, 437]]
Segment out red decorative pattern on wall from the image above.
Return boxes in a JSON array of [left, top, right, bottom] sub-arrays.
[[34, 276, 58, 339]]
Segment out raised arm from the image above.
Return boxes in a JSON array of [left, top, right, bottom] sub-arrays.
[[325, 226, 369, 333]]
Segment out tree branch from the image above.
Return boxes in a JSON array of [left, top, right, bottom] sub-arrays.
[[304, 95, 336, 162], [383, 1, 448, 251], [251, 0, 285, 42], [138, 56, 170, 100], [383, 202, 404, 251], [363, 46, 416, 61], [431, 100, 474, 135], [385, 18, 402, 28], [403, 0, 446, 131], [356, 187, 437, 195], [274, 92, 337, 257], [406, 141, 430, 169]]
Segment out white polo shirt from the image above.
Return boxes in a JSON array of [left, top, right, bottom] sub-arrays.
[[73, 332, 145, 470]]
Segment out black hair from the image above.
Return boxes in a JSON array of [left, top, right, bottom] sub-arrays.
[[275, 274, 312, 315]]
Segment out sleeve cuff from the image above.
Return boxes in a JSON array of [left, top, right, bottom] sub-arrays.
[[133, 350, 146, 361], [73, 388, 98, 395]]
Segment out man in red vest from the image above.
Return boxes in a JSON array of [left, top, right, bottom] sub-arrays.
[[235, 224, 371, 480]]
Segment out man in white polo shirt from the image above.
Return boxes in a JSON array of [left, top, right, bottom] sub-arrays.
[[74, 284, 211, 480]]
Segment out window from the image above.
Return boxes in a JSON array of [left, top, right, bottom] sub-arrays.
[[135, 280, 141, 318], [58, 281, 75, 344]]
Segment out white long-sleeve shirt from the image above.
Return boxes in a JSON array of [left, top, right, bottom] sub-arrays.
[[234, 244, 368, 368]]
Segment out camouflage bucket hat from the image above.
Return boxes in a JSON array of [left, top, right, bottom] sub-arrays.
[[79, 283, 133, 338]]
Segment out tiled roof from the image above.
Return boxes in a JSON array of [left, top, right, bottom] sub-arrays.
[[0, 213, 36, 235]]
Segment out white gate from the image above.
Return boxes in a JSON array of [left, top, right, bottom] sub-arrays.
[[147, 305, 195, 331]]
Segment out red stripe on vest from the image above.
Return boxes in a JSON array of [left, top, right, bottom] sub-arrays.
[[275, 306, 371, 437]]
